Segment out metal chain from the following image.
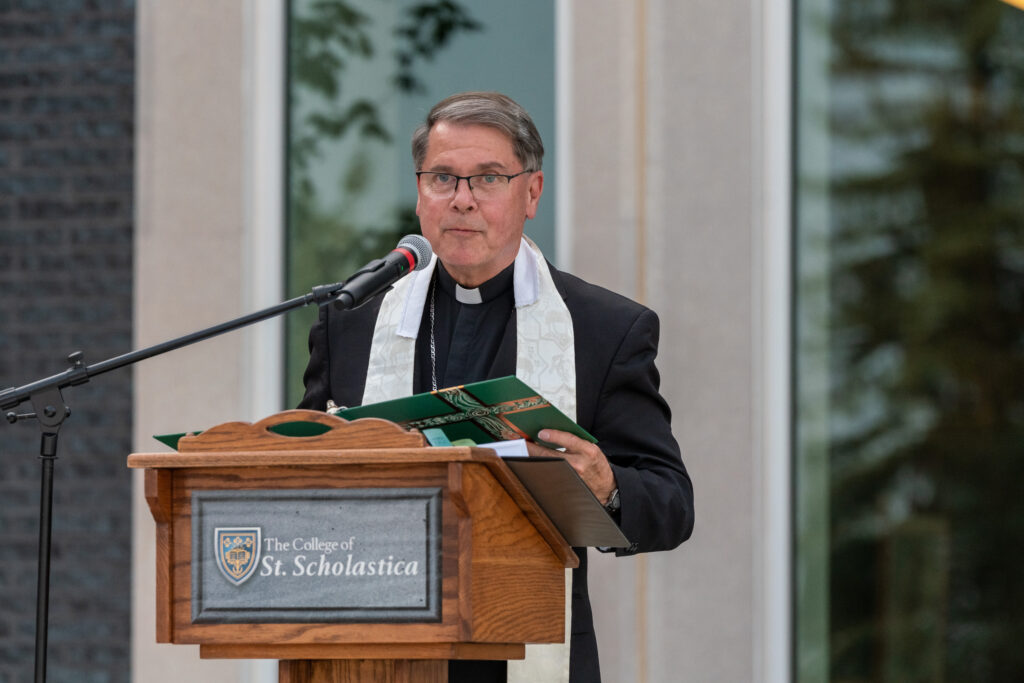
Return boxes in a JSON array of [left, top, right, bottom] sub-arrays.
[[429, 274, 438, 391]]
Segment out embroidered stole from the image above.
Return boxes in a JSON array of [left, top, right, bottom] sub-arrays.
[[362, 236, 575, 683]]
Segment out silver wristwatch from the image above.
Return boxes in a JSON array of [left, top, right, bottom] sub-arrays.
[[603, 488, 621, 514]]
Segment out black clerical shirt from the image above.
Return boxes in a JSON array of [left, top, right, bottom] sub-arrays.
[[414, 262, 517, 683], [414, 261, 517, 393]]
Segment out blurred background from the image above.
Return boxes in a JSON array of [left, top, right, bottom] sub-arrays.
[[1, 1, 1023, 681]]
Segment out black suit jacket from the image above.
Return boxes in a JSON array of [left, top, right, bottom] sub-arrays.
[[299, 262, 695, 683]]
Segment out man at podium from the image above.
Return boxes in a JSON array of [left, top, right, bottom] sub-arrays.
[[299, 91, 694, 683]]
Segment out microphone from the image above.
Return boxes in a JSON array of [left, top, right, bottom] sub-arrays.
[[333, 234, 433, 310]]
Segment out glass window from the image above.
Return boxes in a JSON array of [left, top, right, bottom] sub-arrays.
[[794, 1, 1024, 680], [284, 0, 556, 407]]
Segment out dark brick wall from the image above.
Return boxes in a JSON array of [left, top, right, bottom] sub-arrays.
[[0, 2, 134, 682]]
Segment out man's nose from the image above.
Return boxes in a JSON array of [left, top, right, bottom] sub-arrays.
[[450, 177, 477, 210]]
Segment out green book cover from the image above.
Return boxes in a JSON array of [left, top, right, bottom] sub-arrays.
[[331, 376, 596, 447], [153, 421, 330, 451]]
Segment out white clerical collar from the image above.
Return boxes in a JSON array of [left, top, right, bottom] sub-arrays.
[[454, 284, 483, 304]]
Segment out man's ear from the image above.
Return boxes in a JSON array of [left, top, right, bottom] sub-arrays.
[[525, 170, 544, 220]]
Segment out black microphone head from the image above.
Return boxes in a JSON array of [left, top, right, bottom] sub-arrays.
[[397, 234, 433, 271]]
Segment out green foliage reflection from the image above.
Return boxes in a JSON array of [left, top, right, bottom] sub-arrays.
[[797, 1, 1024, 680], [286, 0, 481, 406]]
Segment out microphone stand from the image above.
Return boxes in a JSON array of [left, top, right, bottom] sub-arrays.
[[0, 280, 351, 683]]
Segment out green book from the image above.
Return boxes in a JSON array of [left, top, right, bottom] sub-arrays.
[[155, 377, 594, 451], [330, 376, 596, 448]]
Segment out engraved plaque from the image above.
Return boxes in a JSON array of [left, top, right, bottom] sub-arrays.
[[190, 488, 442, 624]]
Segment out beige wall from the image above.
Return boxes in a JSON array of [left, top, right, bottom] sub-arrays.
[[132, 1, 785, 681], [570, 1, 768, 681], [133, 2, 278, 680]]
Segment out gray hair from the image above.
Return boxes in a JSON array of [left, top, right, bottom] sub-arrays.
[[411, 91, 544, 172]]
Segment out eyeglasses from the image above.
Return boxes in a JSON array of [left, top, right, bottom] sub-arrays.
[[416, 170, 534, 199]]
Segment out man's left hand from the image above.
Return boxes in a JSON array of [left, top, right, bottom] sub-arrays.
[[527, 429, 617, 504]]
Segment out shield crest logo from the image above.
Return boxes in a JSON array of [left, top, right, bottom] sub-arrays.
[[214, 527, 262, 586]]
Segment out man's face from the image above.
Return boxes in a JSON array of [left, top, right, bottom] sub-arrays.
[[416, 121, 543, 288]]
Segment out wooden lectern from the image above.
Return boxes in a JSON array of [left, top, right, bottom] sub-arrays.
[[129, 410, 578, 683]]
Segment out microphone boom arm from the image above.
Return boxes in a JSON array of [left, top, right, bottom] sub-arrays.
[[0, 259, 411, 683]]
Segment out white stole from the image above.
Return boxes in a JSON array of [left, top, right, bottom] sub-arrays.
[[362, 236, 575, 683]]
